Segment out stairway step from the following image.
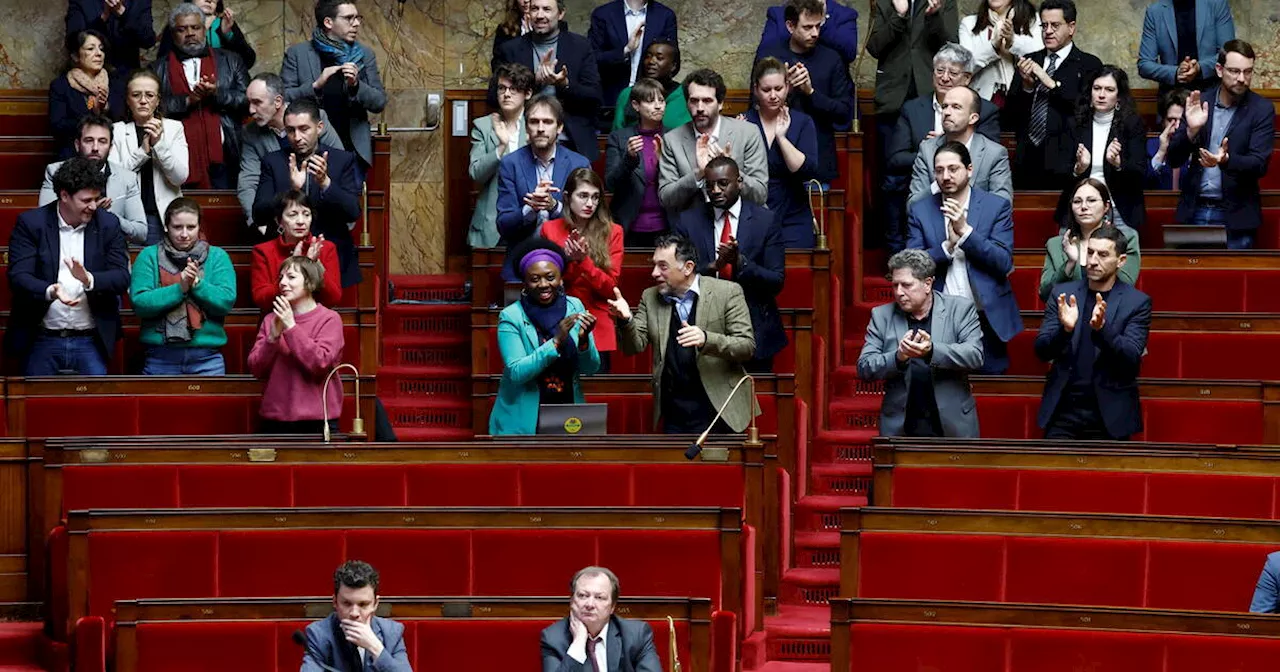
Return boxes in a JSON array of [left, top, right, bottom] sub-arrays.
[[809, 432, 876, 464], [779, 568, 840, 606], [383, 335, 469, 368], [794, 495, 865, 532], [831, 365, 885, 399], [762, 604, 833, 662], [382, 303, 470, 338], [388, 274, 470, 303], [381, 397, 471, 433], [753, 662, 830, 672], [809, 463, 872, 498], [376, 365, 471, 399], [0, 621, 41, 664], [827, 398, 882, 434], [793, 529, 841, 568]]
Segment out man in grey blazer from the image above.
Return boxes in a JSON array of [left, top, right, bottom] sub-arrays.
[[299, 560, 412, 672], [858, 248, 983, 437], [909, 86, 1011, 205], [541, 566, 662, 672], [657, 68, 768, 212], [39, 114, 148, 245]]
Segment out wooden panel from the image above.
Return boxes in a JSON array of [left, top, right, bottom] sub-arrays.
[[0, 440, 26, 556]]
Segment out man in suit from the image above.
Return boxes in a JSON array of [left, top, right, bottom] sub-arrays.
[[588, 0, 678, 116], [857, 248, 983, 437], [609, 233, 757, 434], [1003, 0, 1103, 191], [658, 68, 768, 212], [1166, 39, 1275, 250], [1036, 226, 1150, 440], [300, 561, 412, 672], [240, 73, 343, 236], [65, 0, 156, 72], [39, 114, 148, 245], [7, 157, 130, 376], [541, 567, 661, 672], [673, 157, 786, 373], [252, 99, 362, 288], [908, 86, 1012, 205], [282, 0, 387, 174], [866, 0, 957, 125], [1250, 551, 1280, 614], [907, 141, 1020, 374], [491, 0, 603, 162], [759, 0, 859, 66], [1137, 0, 1235, 91]]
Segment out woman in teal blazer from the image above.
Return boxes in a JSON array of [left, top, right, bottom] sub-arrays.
[[490, 238, 601, 435]]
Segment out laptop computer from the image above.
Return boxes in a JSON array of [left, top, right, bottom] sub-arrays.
[[537, 403, 608, 435]]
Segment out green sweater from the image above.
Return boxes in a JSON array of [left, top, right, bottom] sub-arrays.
[[130, 245, 237, 348], [612, 84, 692, 131]]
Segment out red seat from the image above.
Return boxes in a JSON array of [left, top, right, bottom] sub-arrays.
[[1015, 469, 1147, 515], [859, 533, 1004, 601], [848, 624, 1006, 672], [1143, 400, 1263, 444], [889, 466, 1018, 510], [1138, 269, 1245, 312], [1009, 629, 1164, 672], [1004, 536, 1146, 606], [137, 621, 279, 672]]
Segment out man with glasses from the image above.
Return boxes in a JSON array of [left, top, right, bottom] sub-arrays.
[[282, 0, 386, 178]]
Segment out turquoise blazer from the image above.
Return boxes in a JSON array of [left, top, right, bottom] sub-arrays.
[[489, 296, 601, 435]]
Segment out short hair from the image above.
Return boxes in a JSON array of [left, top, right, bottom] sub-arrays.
[[1090, 225, 1129, 256], [1157, 88, 1190, 118], [705, 155, 740, 177], [933, 42, 974, 74], [1218, 39, 1256, 66], [52, 156, 107, 199], [250, 72, 285, 100], [77, 112, 115, 143], [956, 85, 981, 115], [683, 68, 726, 103], [280, 255, 327, 293], [887, 249, 936, 281], [273, 189, 313, 222], [630, 77, 665, 105], [654, 232, 699, 267], [935, 140, 972, 167], [752, 56, 788, 86], [570, 566, 620, 605], [332, 560, 379, 595], [524, 93, 565, 125], [1039, 0, 1077, 23], [284, 98, 323, 124], [164, 196, 202, 228], [646, 38, 681, 76], [493, 62, 536, 94], [315, 0, 349, 28], [169, 2, 204, 29], [784, 0, 825, 24]]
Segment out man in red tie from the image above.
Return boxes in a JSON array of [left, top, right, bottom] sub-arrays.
[[539, 567, 663, 672]]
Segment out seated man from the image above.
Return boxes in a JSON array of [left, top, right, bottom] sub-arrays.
[[1035, 227, 1150, 440], [299, 560, 412, 672], [1250, 551, 1280, 613], [39, 113, 148, 245], [857, 248, 983, 437], [672, 156, 786, 373], [608, 233, 756, 435], [909, 86, 1011, 205], [252, 98, 361, 288], [611, 39, 690, 131], [7, 157, 130, 376], [541, 566, 662, 672]]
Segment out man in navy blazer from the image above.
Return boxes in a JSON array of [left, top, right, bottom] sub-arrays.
[[907, 141, 1020, 374], [759, 0, 859, 65], [300, 561, 412, 672], [252, 99, 362, 288], [1166, 40, 1275, 250], [65, 0, 156, 72], [1137, 0, 1235, 91], [491, 0, 603, 161], [541, 567, 661, 672], [1036, 227, 1151, 441], [589, 0, 678, 113], [6, 158, 130, 376], [673, 156, 787, 372]]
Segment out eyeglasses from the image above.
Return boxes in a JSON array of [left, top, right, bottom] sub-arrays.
[[1224, 67, 1254, 78], [337, 13, 362, 23], [1071, 197, 1104, 206], [496, 85, 522, 94], [933, 67, 964, 79]]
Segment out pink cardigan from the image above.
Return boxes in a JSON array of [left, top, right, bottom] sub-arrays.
[[247, 304, 345, 422]]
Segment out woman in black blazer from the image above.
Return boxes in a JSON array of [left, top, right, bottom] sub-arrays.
[[1060, 65, 1148, 230], [604, 78, 670, 248], [49, 30, 126, 158]]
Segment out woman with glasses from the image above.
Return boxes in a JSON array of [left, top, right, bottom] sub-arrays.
[[1038, 177, 1141, 302], [110, 69, 189, 245]]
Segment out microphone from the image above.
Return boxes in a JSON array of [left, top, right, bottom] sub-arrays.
[[685, 374, 759, 460], [292, 630, 344, 672]]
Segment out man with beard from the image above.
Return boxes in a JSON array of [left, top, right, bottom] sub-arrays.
[[253, 98, 361, 288], [608, 232, 756, 435], [907, 140, 1020, 374], [152, 2, 249, 189], [908, 85, 1011, 205], [611, 39, 690, 131], [39, 114, 148, 245]]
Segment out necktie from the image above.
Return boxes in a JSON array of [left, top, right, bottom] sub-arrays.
[[585, 636, 602, 672], [719, 211, 734, 280], [1028, 52, 1059, 147]]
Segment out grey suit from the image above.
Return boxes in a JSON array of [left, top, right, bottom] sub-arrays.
[[857, 291, 984, 437], [238, 112, 344, 227], [280, 42, 387, 167], [39, 160, 148, 244], [468, 114, 527, 248], [300, 613, 412, 672], [909, 133, 1012, 205], [658, 117, 768, 212]]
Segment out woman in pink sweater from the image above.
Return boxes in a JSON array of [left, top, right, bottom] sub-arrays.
[[248, 256, 346, 434]]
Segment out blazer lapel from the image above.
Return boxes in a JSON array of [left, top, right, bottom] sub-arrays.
[[1162, 0, 1179, 53], [610, 2, 629, 47], [1222, 92, 1248, 137], [607, 620, 623, 672], [931, 292, 949, 342], [653, 291, 672, 362], [83, 216, 100, 272]]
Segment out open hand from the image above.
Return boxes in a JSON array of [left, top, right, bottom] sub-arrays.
[[179, 259, 200, 292], [1105, 138, 1122, 169], [273, 295, 296, 331], [626, 21, 645, 54], [66, 258, 92, 286], [626, 134, 645, 158], [1090, 292, 1107, 330], [676, 320, 706, 348], [1198, 137, 1228, 168], [288, 153, 308, 190], [607, 288, 632, 321], [51, 283, 81, 306], [1057, 293, 1079, 332], [1073, 143, 1091, 175], [553, 313, 581, 346], [1184, 90, 1209, 135], [306, 151, 332, 190], [1062, 233, 1081, 264], [924, 0, 942, 14], [219, 6, 236, 31]]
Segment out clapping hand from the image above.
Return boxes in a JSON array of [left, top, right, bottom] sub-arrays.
[[272, 295, 295, 334], [941, 197, 968, 240], [51, 283, 81, 306], [192, 75, 217, 102], [141, 118, 163, 153], [97, 196, 114, 211], [786, 63, 813, 96], [1105, 138, 1123, 169], [626, 21, 645, 54], [1198, 137, 1228, 168], [219, 6, 236, 32], [626, 134, 645, 158], [576, 312, 598, 349], [896, 328, 932, 362], [776, 105, 792, 136], [293, 234, 326, 260], [1073, 143, 1091, 175], [676, 320, 706, 348], [1090, 292, 1107, 330], [1184, 90, 1209, 136], [102, 0, 126, 19], [1057, 293, 1080, 332], [1062, 233, 1081, 264], [66, 258, 92, 286], [306, 151, 332, 190], [492, 114, 512, 150], [714, 237, 739, 270], [341, 62, 360, 87], [553, 313, 582, 347], [1176, 57, 1199, 84], [536, 49, 559, 85], [563, 230, 590, 262], [522, 180, 560, 211], [694, 135, 730, 176], [606, 287, 632, 321], [179, 259, 200, 292], [891, 0, 909, 17], [996, 17, 1014, 54], [924, 0, 942, 15], [315, 65, 343, 89], [288, 153, 309, 190]]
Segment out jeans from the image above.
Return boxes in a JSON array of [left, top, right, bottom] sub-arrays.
[[1190, 202, 1256, 249], [142, 346, 226, 375], [26, 335, 107, 376]]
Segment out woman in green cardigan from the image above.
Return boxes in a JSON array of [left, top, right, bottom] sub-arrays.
[[1038, 177, 1142, 302], [129, 197, 237, 375]]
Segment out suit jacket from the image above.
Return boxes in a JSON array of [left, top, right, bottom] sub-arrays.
[[604, 126, 655, 231], [759, 1, 859, 64], [492, 31, 603, 162], [1250, 551, 1280, 614], [110, 119, 189, 226], [906, 187, 1022, 342], [64, 0, 156, 73], [658, 117, 768, 212], [496, 145, 591, 247], [281, 41, 387, 167], [48, 74, 127, 159], [857, 291, 983, 437], [1166, 86, 1277, 232], [301, 613, 412, 672], [1003, 44, 1103, 188], [1038, 224, 1142, 301], [1035, 279, 1151, 439], [40, 160, 148, 245], [252, 144, 362, 287], [4, 203, 131, 367], [908, 132, 1012, 205], [888, 94, 1001, 177], [152, 47, 249, 176], [238, 112, 344, 227], [1137, 0, 1235, 88], [752, 40, 853, 182], [589, 0, 678, 106], [540, 615, 662, 672], [618, 276, 757, 432], [1063, 113, 1148, 229], [865, 0, 959, 115], [469, 115, 529, 248], [673, 199, 788, 360], [1145, 135, 1192, 190], [156, 16, 256, 70]]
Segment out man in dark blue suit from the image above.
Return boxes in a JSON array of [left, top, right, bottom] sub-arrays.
[[589, 0, 678, 115], [1166, 40, 1275, 250], [673, 156, 786, 373], [252, 99, 362, 288], [300, 561, 412, 672], [907, 141, 1020, 374], [1036, 227, 1151, 441], [759, 0, 859, 65], [5, 157, 130, 376], [491, 0, 603, 161], [65, 0, 156, 72]]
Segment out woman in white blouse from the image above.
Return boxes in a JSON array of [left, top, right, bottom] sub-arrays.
[[959, 0, 1043, 102], [109, 69, 189, 245]]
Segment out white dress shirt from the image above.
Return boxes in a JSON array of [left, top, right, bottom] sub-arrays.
[[713, 197, 742, 245], [932, 97, 944, 135], [940, 188, 974, 302], [624, 1, 648, 85], [567, 622, 609, 671], [43, 210, 96, 331], [181, 57, 201, 89]]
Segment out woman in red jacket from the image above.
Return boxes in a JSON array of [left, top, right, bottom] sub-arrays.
[[541, 168, 624, 371], [250, 190, 343, 312]]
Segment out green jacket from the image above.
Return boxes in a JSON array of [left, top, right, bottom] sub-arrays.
[[1038, 224, 1142, 302], [612, 84, 692, 131], [130, 245, 237, 347]]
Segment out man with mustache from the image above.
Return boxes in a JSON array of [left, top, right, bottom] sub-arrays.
[[39, 114, 148, 245], [610, 39, 690, 131]]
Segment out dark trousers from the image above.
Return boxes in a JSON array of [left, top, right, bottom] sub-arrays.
[[875, 112, 905, 252], [1044, 390, 1125, 440], [259, 418, 340, 435], [744, 357, 774, 374], [977, 311, 1009, 375]]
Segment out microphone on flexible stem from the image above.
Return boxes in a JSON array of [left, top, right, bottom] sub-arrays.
[[292, 630, 344, 672], [685, 374, 760, 460]]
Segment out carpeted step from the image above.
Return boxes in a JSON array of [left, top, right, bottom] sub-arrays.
[[0, 622, 41, 666], [809, 463, 872, 498], [761, 604, 833, 663], [830, 365, 884, 400], [794, 495, 864, 533], [778, 568, 840, 606], [809, 431, 876, 464], [752, 662, 830, 672], [827, 397, 882, 434], [381, 303, 470, 339], [388, 274, 470, 303], [382, 335, 469, 369], [376, 365, 470, 399], [381, 397, 472, 435], [793, 530, 841, 569]]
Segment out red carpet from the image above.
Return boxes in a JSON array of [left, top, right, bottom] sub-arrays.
[[0, 622, 41, 670]]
